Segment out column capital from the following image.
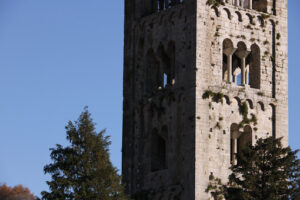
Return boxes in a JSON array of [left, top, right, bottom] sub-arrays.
[[223, 47, 237, 56], [235, 50, 251, 59]]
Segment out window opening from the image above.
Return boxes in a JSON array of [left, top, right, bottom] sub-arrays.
[[146, 49, 161, 94], [237, 73, 242, 86], [151, 128, 167, 172], [270, 104, 276, 138], [163, 73, 168, 88], [249, 44, 261, 89], [230, 124, 252, 165], [252, 0, 268, 13]]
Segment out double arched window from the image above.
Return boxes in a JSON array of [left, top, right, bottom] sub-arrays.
[[222, 39, 260, 89], [224, 0, 274, 14], [146, 42, 176, 95], [145, 0, 183, 15]]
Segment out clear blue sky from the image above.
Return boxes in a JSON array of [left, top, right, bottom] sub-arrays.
[[0, 0, 298, 197]]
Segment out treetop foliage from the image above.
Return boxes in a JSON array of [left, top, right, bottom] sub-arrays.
[[0, 184, 36, 200], [41, 107, 128, 200], [207, 137, 300, 200]]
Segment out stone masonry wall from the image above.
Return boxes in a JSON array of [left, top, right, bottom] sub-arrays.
[[195, 0, 288, 199], [123, 0, 288, 199], [123, 0, 197, 199]]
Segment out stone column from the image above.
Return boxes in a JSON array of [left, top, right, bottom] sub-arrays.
[[236, 50, 250, 86], [245, 64, 249, 85], [234, 138, 238, 165], [249, 0, 252, 9], [223, 48, 237, 83]]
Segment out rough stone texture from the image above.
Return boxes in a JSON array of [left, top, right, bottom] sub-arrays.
[[123, 0, 288, 199]]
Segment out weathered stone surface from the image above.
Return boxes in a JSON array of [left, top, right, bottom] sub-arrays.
[[123, 0, 288, 199]]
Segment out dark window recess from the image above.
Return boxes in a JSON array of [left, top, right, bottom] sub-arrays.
[[151, 129, 167, 171]]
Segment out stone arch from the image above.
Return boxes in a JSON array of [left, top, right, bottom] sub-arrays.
[[223, 95, 231, 105], [257, 101, 265, 111], [235, 11, 243, 22], [223, 8, 232, 20], [246, 13, 253, 24], [249, 43, 261, 89], [223, 38, 234, 49], [151, 127, 167, 171], [212, 6, 220, 17], [222, 39, 234, 82], [233, 97, 242, 107], [246, 99, 254, 109], [231, 123, 252, 165], [237, 41, 247, 49], [257, 15, 265, 27], [233, 41, 248, 86]]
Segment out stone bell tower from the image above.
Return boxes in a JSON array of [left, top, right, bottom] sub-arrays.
[[122, 0, 288, 199]]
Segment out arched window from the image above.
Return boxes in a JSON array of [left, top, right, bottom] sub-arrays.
[[145, 42, 176, 95], [230, 124, 252, 165], [146, 49, 161, 94], [167, 41, 176, 85], [237, 126, 252, 162], [252, 0, 268, 13], [151, 128, 167, 171], [157, 42, 176, 88], [149, 0, 183, 13], [226, 0, 274, 12], [243, 0, 250, 8], [222, 39, 235, 83], [223, 8, 232, 20], [249, 44, 261, 89], [222, 40, 261, 89], [234, 42, 250, 86]]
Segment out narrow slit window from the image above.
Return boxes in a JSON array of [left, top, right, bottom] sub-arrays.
[[163, 73, 168, 88]]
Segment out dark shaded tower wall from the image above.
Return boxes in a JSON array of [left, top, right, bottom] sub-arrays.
[[123, 0, 197, 199]]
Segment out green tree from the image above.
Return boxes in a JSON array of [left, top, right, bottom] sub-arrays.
[[41, 107, 128, 200], [291, 166, 300, 199], [206, 137, 300, 200]]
